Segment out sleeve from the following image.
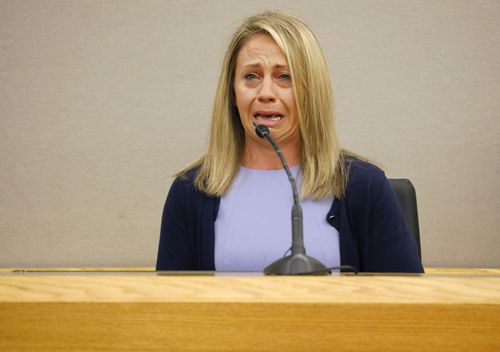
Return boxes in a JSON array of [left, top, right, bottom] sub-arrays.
[[156, 177, 196, 270], [367, 168, 424, 273]]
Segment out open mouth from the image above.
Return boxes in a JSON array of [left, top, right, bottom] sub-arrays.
[[253, 112, 284, 121]]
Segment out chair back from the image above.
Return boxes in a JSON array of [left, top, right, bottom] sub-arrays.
[[388, 178, 422, 258]]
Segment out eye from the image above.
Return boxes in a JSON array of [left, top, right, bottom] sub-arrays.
[[243, 73, 258, 80], [278, 72, 292, 81]]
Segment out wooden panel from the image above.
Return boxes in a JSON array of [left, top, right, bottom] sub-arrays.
[[1, 274, 500, 303], [1, 273, 499, 351], [2, 267, 500, 274], [1, 302, 499, 351]]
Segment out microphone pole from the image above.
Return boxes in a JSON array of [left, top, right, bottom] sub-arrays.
[[254, 124, 329, 275]]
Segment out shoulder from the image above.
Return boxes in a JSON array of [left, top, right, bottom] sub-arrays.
[[344, 157, 388, 197], [167, 167, 219, 209], [170, 168, 198, 191], [164, 168, 201, 211], [339, 157, 397, 213]]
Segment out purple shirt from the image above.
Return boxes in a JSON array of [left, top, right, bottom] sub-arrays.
[[214, 166, 340, 272]]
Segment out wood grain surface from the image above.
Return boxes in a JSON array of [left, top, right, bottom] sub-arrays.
[[2, 266, 500, 274], [0, 273, 500, 303], [1, 273, 499, 351]]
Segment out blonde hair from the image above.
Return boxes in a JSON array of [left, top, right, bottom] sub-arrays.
[[180, 11, 350, 199]]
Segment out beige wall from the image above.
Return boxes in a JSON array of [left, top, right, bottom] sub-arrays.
[[1, 0, 499, 268]]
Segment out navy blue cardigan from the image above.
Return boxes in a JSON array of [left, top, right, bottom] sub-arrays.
[[156, 159, 424, 273]]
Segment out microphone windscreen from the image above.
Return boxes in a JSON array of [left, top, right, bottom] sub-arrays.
[[255, 124, 270, 139]]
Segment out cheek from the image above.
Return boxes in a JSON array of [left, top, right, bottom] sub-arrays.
[[233, 85, 242, 103], [235, 90, 252, 113], [284, 92, 297, 115]]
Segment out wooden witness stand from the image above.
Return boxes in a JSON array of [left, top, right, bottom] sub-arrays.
[[1, 268, 499, 351]]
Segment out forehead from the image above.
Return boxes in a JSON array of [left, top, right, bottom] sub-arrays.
[[236, 34, 288, 66]]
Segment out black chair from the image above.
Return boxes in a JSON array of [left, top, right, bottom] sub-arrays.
[[388, 178, 422, 259]]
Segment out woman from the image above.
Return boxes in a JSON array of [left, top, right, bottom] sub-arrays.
[[156, 11, 423, 273]]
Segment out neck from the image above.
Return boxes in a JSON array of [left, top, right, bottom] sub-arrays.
[[241, 134, 300, 170]]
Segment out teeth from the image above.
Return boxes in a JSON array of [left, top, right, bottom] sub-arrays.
[[255, 114, 283, 121]]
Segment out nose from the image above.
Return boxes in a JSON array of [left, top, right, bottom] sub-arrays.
[[257, 76, 276, 104]]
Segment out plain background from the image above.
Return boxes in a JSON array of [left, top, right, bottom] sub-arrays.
[[1, 0, 499, 268]]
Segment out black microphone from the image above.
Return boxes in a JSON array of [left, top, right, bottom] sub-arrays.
[[254, 124, 329, 275]]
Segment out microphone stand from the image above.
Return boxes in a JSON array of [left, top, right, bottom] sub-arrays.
[[254, 124, 329, 275]]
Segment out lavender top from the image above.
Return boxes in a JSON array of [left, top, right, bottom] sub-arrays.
[[214, 166, 340, 272]]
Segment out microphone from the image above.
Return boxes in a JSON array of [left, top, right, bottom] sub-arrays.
[[254, 124, 329, 275]]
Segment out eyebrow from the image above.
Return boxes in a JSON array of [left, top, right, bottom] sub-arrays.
[[242, 63, 289, 69]]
